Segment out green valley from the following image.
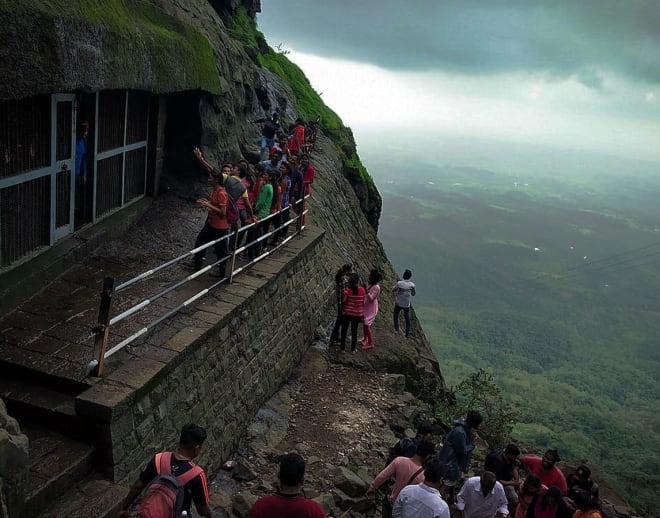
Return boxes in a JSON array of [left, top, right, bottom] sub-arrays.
[[373, 155, 660, 511]]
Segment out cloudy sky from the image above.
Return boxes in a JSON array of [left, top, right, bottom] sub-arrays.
[[257, 1, 660, 166]]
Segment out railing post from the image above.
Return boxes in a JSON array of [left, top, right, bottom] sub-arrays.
[[229, 229, 240, 283], [91, 277, 115, 376]]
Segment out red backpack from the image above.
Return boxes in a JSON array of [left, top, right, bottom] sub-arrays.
[[136, 452, 203, 518]]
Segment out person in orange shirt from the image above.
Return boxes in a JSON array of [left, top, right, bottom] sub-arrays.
[[189, 168, 230, 278]]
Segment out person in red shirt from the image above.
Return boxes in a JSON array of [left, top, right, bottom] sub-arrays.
[[521, 449, 567, 494], [249, 452, 326, 518], [189, 169, 230, 278], [288, 118, 305, 154], [340, 272, 366, 353]]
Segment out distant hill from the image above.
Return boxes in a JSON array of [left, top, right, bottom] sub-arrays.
[[373, 155, 660, 512]]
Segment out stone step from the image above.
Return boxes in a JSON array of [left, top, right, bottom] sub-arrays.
[[0, 375, 90, 441], [36, 476, 127, 518], [20, 425, 95, 518]]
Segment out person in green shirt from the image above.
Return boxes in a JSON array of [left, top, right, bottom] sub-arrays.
[[247, 170, 273, 259]]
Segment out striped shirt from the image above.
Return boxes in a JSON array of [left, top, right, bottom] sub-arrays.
[[342, 286, 366, 317]]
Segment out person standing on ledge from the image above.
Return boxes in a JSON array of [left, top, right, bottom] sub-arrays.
[[393, 269, 416, 337]]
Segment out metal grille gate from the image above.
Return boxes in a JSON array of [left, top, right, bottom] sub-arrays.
[[0, 90, 151, 268]]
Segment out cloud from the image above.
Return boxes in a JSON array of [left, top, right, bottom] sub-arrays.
[[257, 0, 660, 88]]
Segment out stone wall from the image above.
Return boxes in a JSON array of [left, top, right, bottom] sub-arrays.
[[77, 228, 335, 484], [0, 401, 28, 518]]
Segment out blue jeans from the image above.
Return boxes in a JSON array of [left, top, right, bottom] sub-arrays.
[[393, 305, 411, 336], [260, 136, 275, 162]]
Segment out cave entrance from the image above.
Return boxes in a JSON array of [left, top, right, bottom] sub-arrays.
[[163, 91, 203, 187]]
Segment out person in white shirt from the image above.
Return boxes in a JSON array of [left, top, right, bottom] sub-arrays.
[[393, 269, 416, 337], [456, 472, 509, 518], [393, 458, 450, 518]]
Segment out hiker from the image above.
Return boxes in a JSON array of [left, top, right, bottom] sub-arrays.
[[393, 269, 416, 337], [392, 458, 450, 518], [193, 147, 255, 222], [329, 264, 352, 345], [521, 449, 567, 494], [287, 152, 304, 225], [246, 169, 274, 260], [484, 443, 521, 511], [361, 269, 382, 350], [262, 147, 284, 175], [527, 485, 572, 518], [249, 452, 326, 517], [253, 112, 281, 162], [456, 471, 508, 518], [515, 475, 545, 518], [567, 465, 599, 504], [571, 486, 602, 518], [366, 440, 435, 518], [436, 410, 483, 498], [288, 118, 305, 154], [386, 421, 434, 465], [184, 164, 231, 277], [340, 272, 366, 353], [117, 424, 212, 518], [299, 153, 315, 197]]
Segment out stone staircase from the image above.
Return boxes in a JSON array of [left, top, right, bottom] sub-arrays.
[[0, 367, 125, 518]]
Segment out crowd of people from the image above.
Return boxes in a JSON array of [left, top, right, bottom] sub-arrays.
[[184, 119, 316, 276], [116, 115, 606, 518], [365, 415, 604, 518], [116, 418, 604, 518], [329, 264, 416, 353]]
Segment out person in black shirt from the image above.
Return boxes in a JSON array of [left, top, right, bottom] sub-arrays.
[[484, 443, 521, 511], [117, 424, 213, 518]]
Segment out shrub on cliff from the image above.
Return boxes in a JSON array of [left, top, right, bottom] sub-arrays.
[[435, 368, 518, 449]]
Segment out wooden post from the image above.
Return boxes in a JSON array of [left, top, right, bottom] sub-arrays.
[[91, 277, 114, 377]]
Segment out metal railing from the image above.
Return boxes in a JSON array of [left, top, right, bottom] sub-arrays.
[[88, 196, 309, 376]]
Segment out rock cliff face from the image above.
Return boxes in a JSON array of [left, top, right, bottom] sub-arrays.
[[0, 0, 382, 229], [0, 0, 443, 508]]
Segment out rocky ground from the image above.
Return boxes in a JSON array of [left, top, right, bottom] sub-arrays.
[[203, 334, 641, 518], [206, 333, 431, 518]]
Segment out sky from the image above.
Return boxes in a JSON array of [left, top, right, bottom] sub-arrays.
[[257, 1, 660, 167]]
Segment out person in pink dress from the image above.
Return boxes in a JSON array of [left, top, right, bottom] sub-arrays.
[[361, 269, 382, 350]]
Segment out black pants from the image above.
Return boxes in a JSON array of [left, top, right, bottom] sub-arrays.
[[246, 221, 264, 260], [276, 206, 290, 240], [340, 315, 363, 351], [329, 302, 342, 343], [193, 222, 228, 272]]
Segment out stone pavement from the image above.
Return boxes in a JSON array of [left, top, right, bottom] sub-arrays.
[[0, 194, 307, 386]]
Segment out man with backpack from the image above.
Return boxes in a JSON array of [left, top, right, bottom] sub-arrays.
[[436, 410, 483, 499], [117, 423, 213, 518]]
